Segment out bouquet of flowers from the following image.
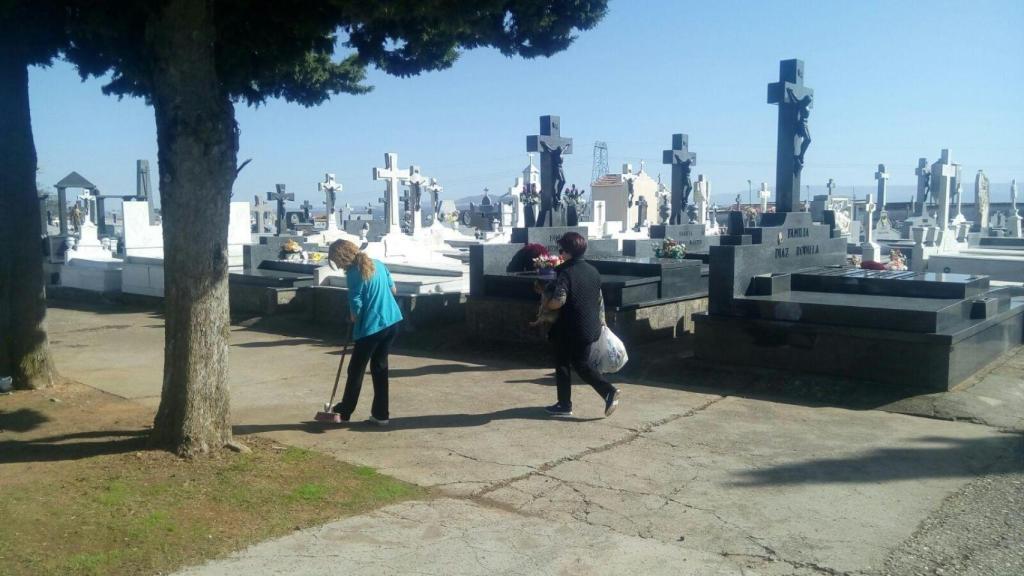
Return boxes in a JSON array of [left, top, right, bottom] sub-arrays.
[[653, 238, 686, 259], [532, 254, 564, 270], [887, 248, 908, 271]]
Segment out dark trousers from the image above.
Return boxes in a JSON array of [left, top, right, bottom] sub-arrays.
[[554, 339, 615, 407], [335, 323, 399, 420]]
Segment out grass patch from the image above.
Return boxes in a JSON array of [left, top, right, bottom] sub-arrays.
[[0, 383, 425, 576]]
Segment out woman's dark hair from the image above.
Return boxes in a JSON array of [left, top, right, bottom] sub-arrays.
[[557, 232, 587, 258]]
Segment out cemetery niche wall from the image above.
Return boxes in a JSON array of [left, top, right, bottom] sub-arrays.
[[691, 59, 1024, 392]]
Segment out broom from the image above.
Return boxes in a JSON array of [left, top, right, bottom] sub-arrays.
[[314, 326, 352, 423]]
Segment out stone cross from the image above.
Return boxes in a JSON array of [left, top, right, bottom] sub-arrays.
[[915, 158, 930, 216], [622, 163, 637, 207], [975, 170, 990, 231], [759, 182, 771, 213], [526, 115, 573, 227], [406, 165, 428, 235], [953, 164, 965, 222], [318, 173, 342, 231], [267, 184, 294, 236], [874, 164, 889, 210], [252, 194, 274, 233], [662, 133, 697, 225], [930, 149, 957, 240], [373, 152, 409, 236], [427, 177, 444, 224], [300, 200, 313, 222], [694, 174, 710, 226], [767, 59, 814, 213], [826, 178, 836, 198], [79, 188, 98, 224], [864, 193, 876, 244]]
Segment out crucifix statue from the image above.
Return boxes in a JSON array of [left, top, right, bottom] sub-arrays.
[[406, 165, 427, 234], [373, 152, 410, 236], [826, 178, 836, 198], [267, 184, 294, 236], [426, 177, 444, 223], [318, 173, 342, 231], [767, 59, 814, 213], [526, 115, 573, 227], [662, 133, 696, 225]]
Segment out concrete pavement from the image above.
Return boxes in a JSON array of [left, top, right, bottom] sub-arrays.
[[45, 304, 1024, 575]]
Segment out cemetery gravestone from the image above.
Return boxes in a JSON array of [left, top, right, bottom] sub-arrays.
[[974, 170, 990, 232], [373, 153, 410, 236], [526, 115, 573, 227], [662, 133, 696, 225], [267, 184, 294, 236], [319, 173, 343, 231], [767, 59, 814, 213]]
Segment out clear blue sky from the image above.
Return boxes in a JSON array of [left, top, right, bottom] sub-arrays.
[[29, 0, 1024, 209]]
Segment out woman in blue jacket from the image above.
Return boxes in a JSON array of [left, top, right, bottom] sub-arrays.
[[328, 240, 403, 425]]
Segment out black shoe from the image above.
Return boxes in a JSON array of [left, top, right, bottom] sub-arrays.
[[604, 389, 620, 417], [545, 403, 574, 417], [331, 404, 351, 422]]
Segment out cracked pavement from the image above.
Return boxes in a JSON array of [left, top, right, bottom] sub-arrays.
[[46, 305, 1024, 576]]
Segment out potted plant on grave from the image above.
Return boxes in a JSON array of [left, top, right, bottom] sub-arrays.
[[653, 237, 686, 259]]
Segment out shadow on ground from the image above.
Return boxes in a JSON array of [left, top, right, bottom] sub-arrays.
[[0, 429, 149, 464], [730, 433, 1024, 486]]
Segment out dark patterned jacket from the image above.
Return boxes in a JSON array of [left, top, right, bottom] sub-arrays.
[[550, 257, 603, 348]]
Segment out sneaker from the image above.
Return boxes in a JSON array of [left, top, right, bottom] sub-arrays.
[[367, 415, 390, 426], [545, 403, 574, 417], [604, 389, 620, 417]]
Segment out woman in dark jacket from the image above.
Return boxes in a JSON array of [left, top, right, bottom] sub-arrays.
[[543, 232, 620, 417]]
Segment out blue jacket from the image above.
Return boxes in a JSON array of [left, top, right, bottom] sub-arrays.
[[346, 259, 403, 340]]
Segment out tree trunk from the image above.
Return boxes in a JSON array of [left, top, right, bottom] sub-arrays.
[[0, 51, 57, 390], [147, 0, 236, 456]]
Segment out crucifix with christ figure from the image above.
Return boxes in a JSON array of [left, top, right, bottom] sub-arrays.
[[663, 133, 696, 225], [267, 184, 293, 236], [318, 173, 342, 231], [767, 59, 814, 213], [526, 115, 573, 227]]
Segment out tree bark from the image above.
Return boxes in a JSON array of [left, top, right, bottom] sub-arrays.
[[147, 0, 236, 456], [0, 51, 57, 390]]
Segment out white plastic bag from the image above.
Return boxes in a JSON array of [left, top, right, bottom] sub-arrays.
[[588, 326, 629, 374]]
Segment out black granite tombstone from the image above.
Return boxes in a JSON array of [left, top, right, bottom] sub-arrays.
[[526, 115, 572, 227]]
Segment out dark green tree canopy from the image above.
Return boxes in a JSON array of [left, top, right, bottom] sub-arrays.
[[65, 0, 608, 106], [0, 0, 68, 64]]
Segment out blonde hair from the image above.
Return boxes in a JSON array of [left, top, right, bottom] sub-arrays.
[[329, 239, 375, 281]]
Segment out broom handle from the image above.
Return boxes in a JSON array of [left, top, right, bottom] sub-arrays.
[[326, 325, 353, 408]]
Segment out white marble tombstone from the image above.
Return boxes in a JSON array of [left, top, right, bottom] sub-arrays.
[[975, 170, 990, 231], [861, 193, 881, 262], [758, 182, 771, 214], [930, 149, 957, 246], [1009, 179, 1022, 238], [507, 176, 525, 228], [694, 174, 710, 226], [373, 152, 409, 237]]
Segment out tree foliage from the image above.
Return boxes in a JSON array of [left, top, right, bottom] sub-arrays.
[[66, 0, 607, 105]]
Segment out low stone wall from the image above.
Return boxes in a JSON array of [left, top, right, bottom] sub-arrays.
[[228, 284, 307, 316], [306, 286, 466, 330], [466, 295, 708, 347]]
